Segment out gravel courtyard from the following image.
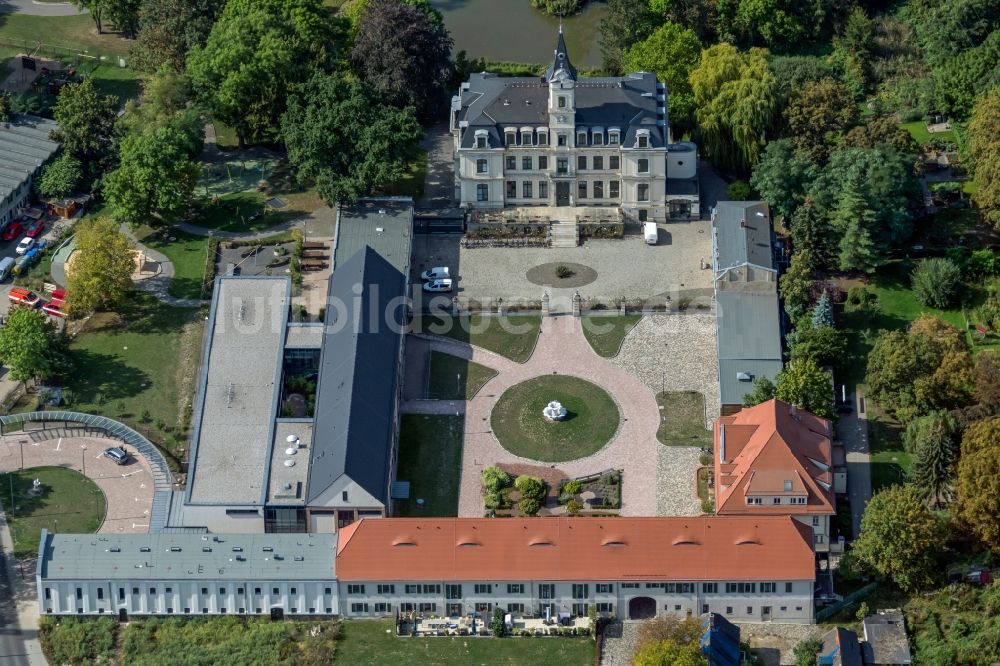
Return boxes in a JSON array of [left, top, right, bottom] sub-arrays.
[[610, 313, 719, 516], [410, 220, 714, 312]]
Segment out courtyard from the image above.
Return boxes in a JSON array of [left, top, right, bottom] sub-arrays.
[[410, 220, 714, 312]]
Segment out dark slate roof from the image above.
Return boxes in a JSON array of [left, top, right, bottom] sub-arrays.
[[713, 201, 775, 275], [700, 613, 741, 666], [716, 291, 783, 406], [545, 27, 577, 82], [456, 71, 665, 149], [820, 627, 863, 666], [862, 613, 912, 665], [306, 247, 407, 506]]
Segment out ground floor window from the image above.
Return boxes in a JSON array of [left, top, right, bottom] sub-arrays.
[[351, 603, 369, 613], [538, 181, 549, 199], [506, 181, 516, 198], [572, 603, 589, 617], [596, 602, 613, 613], [609, 180, 620, 198]]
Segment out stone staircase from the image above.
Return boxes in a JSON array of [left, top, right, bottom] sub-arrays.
[[549, 220, 579, 248]]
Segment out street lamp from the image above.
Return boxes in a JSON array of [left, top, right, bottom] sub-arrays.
[[82, 446, 87, 476]]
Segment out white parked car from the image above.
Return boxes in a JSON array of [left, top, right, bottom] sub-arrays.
[[15, 237, 35, 255], [643, 222, 658, 245], [422, 278, 453, 293], [420, 266, 450, 281]]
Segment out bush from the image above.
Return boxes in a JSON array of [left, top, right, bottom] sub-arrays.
[[793, 637, 822, 666], [562, 479, 582, 496], [491, 608, 506, 637], [555, 264, 573, 279], [701, 497, 714, 514], [39, 616, 117, 665], [482, 466, 512, 494], [518, 496, 542, 516], [726, 180, 755, 200], [966, 249, 999, 281], [911, 258, 962, 308], [514, 475, 545, 502], [566, 499, 583, 515]]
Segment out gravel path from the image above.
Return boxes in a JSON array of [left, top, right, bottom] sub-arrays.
[[600, 621, 642, 666], [657, 446, 702, 516]]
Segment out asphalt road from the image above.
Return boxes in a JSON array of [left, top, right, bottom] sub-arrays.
[[837, 389, 873, 540], [0, 538, 30, 666]]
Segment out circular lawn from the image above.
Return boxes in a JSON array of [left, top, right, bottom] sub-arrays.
[[0, 466, 106, 558], [490, 375, 620, 462]]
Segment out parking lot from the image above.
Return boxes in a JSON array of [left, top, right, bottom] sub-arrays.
[[410, 220, 714, 312], [0, 214, 72, 321]]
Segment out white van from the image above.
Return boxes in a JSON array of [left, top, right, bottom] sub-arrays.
[[0, 257, 14, 282], [644, 222, 658, 245]]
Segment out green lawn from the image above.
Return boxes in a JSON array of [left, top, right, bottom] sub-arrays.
[[899, 120, 957, 146], [427, 351, 498, 400], [136, 227, 210, 300], [0, 467, 105, 558], [333, 620, 594, 666], [581, 314, 641, 357], [187, 192, 301, 234], [64, 294, 205, 464], [656, 391, 711, 448], [87, 63, 142, 105], [491, 375, 620, 462], [394, 415, 464, 517], [0, 14, 133, 57], [416, 315, 541, 363], [867, 403, 911, 493]]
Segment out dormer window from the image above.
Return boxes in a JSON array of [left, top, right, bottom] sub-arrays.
[[521, 131, 532, 146], [577, 131, 588, 146], [609, 130, 620, 145], [474, 130, 489, 149], [783, 481, 793, 492], [637, 134, 649, 148], [593, 133, 604, 146], [558, 96, 567, 109], [538, 131, 549, 146], [505, 131, 516, 146]]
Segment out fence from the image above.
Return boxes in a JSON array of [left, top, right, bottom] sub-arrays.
[[815, 582, 877, 622]]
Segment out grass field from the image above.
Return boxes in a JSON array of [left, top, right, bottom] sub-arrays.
[[656, 391, 711, 447], [867, 403, 911, 493], [416, 315, 541, 363], [899, 120, 957, 146], [0, 14, 133, 57], [88, 63, 142, 104], [136, 227, 210, 300], [0, 467, 105, 558], [333, 620, 594, 666], [581, 314, 641, 357], [394, 415, 464, 517], [65, 294, 205, 463], [491, 375, 619, 462], [427, 351, 497, 400]]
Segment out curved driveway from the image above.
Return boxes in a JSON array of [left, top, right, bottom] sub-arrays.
[[406, 316, 662, 517], [0, 433, 156, 534], [0, 0, 85, 16]]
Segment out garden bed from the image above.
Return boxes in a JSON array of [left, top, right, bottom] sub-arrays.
[[556, 470, 622, 513]]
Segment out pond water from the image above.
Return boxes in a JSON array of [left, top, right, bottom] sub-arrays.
[[429, 0, 607, 68]]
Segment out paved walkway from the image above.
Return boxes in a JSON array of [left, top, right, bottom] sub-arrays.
[[0, 434, 157, 535], [0, 502, 40, 666], [418, 123, 457, 208], [121, 227, 204, 308], [171, 218, 302, 240], [838, 388, 871, 539], [0, 0, 85, 16], [411, 316, 661, 517]]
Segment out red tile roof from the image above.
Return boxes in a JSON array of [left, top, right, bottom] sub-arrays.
[[335, 516, 815, 582], [715, 399, 835, 516]]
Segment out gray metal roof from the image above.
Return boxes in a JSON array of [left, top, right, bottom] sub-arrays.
[[716, 290, 783, 406], [285, 323, 323, 349], [38, 530, 335, 581], [713, 201, 775, 275], [186, 277, 290, 505], [267, 420, 313, 505], [0, 115, 59, 202], [306, 246, 407, 507], [456, 70, 666, 150], [819, 627, 863, 666], [862, 613, 912, 665], [333, 199, 413, 274]]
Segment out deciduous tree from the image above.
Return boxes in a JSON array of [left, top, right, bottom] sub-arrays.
[[282, 74, 421, 206], [66, 218, 136, 314], [0, 309, 67, 382], [186, 0, 335, 145], [967, 88, 1000, 228], [690, 44, 777, 173], [38, 154, 83, 199], [788, 321, 847, 369], [842, 116, 920, 154], [784, 78, 859, 163], [622, 23, 702, 135], [774, 358, 833, 419], [852, 485, 945, 591], [633, 638, 708, 666], [956, 418, 1000, 550], [779, 249, 817, 323], [131, 0, 226, 72], [599, 0, 657, 74], [51, 78, 118, 178], [742, 376, 776, 407], [351, 0, 454, 121], [103, 112, 203, 226]]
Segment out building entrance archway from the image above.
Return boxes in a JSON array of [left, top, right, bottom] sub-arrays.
[[628, 596, 656, 620]]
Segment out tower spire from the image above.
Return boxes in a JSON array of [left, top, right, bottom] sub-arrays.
[[545, 25, 577, 83]]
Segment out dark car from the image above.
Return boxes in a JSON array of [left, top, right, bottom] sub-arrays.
[[1, 221, 24, 241], [104, 446, 130, 465]]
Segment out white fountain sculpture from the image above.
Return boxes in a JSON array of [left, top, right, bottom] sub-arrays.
[[542, 400, 568, 421]]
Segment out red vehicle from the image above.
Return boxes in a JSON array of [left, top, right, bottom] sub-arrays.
[[41, 300, 64, 318], [8, 287, 41, 307], [25, 220, 45, 238], [1, 221, 24, 241], [50, 288, 66, 304]]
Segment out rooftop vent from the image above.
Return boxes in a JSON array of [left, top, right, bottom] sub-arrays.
[[392, 537, 417, 547], [286, 434, 299, 445], [202, 546, 212, 552], [140, 546, 151, 553], [263, 547, 273, 552], [736, 372, 753, 382], [285, 447, 297, 456], [109, 547, 120, 553], [169, 547, 181, 552], [284, 459, 295, 467], [232, 547, 243, 552], [294, 556, 304, 561]]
